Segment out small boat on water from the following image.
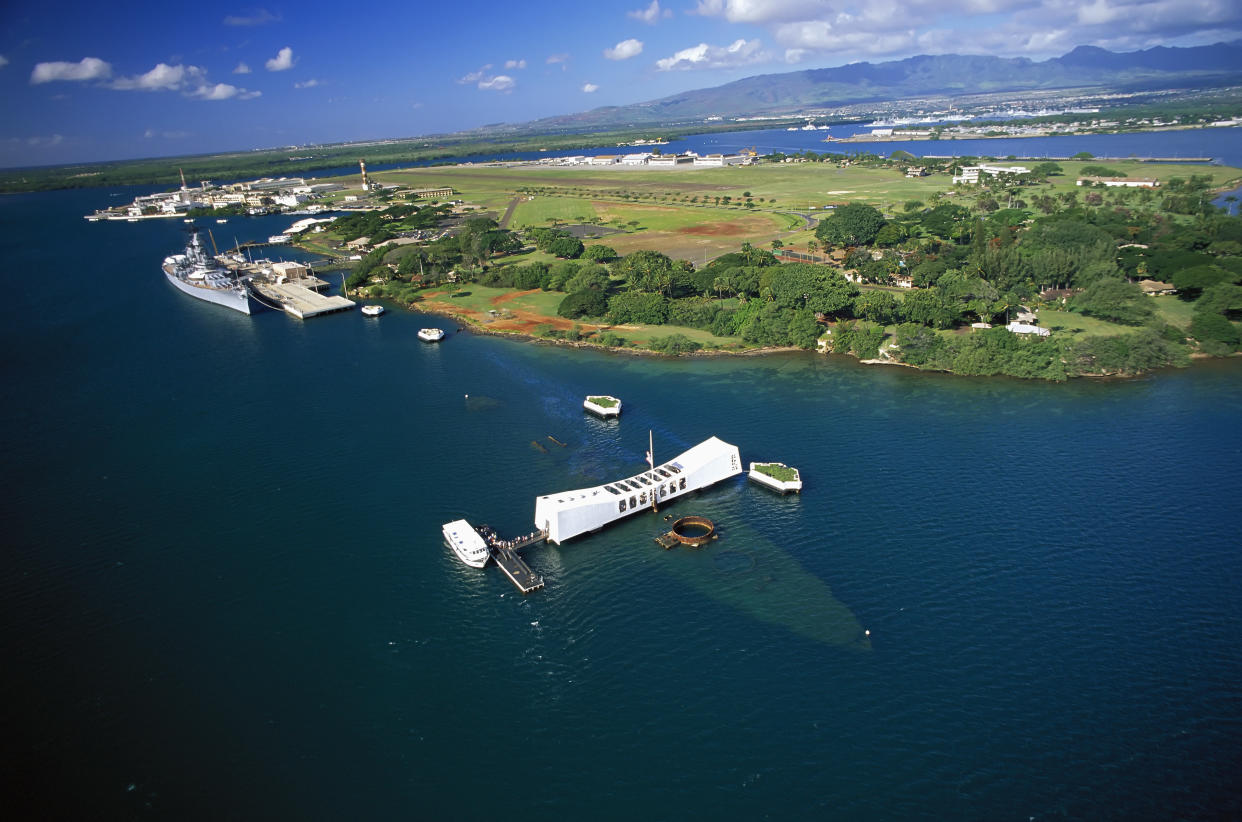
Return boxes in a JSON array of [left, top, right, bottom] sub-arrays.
[[216, 218, 227, 224], [418, 328, 445, 342], [442, 519, 491, 568], [361, 304, 384, 317], [183, 218, 194, 223]]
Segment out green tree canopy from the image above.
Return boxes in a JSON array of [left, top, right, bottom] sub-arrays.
[[1071, 278, 1155, 326], [765, 263, 859, 316], [548, 236, 585, 259], [558, 290, 608, 319], [616, 249, 676, 294], [582, 244, 617, 262], [815, 203, 885, 247]]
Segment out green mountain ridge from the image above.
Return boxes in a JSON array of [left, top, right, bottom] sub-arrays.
[[525, 42, 1242, 130]]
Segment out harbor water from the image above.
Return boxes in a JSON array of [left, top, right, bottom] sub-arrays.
[[3, 188, 1242, 819]]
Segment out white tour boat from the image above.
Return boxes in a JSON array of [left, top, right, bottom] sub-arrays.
[[418, 328, 445, 342], [442, 519, 491, 568], [361, 304, 385, 317]]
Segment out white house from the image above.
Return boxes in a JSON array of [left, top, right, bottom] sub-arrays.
[[1006, 322, 1050, 337], [953, 164, 1030, 184], [1076, 176, 1160, 188]]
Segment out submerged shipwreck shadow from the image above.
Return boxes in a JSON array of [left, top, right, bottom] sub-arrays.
[[658, 514, 871, 650]]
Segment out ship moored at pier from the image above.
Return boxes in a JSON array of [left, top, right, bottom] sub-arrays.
[[534, 436, 742, 544], [162, 229, 263, 315]]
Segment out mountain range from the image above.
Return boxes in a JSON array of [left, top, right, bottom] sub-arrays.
[[524, 41, 1242, 131]]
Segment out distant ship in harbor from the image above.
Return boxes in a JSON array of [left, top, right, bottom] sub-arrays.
[[162, 230, 263, 315]]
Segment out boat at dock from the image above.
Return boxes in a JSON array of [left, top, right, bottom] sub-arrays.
[[442, 519, 491, 568], [162, 229, 263, 315], [418, 328, 445, 342], [534, 436, 742, 544]]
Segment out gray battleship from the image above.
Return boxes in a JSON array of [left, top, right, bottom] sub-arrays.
[[162, 230, 263, 315]]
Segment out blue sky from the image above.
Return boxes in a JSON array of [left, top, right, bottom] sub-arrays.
[[2, 0, 1239, 167]]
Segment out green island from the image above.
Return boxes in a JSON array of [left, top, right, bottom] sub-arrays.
[[304, 149, 1242, 380], [753, 463, 800, 482]]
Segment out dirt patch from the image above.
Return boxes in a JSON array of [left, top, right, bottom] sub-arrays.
[[420, 290, 590, 335], [676, 222, 747, 236], [490, 289, 541, 306]]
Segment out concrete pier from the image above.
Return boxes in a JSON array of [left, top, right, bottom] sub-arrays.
[[251, 280, 355, 319]]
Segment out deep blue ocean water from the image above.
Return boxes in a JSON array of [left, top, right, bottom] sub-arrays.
[[3, 188, 1242, 820]]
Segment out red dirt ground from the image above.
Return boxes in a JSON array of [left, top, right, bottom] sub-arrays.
[[676, 222, 747, 236]]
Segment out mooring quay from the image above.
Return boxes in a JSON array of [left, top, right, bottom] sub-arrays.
[[473, 524, 547, 594]]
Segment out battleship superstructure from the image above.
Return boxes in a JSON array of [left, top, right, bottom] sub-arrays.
[[162, 230, 263, 314]]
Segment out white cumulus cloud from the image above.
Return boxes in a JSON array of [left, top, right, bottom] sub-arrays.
[[233, 61, 252, 74], [30, 57, 112, 84], [582, 82, 599, 92], [265, 46, 294, 71], [504, 58, 527, 69], [629, 1, 672, 23], [294, 78, 320, 88], [694, 0, 835, 23], [457, 65, 491, 84], [604, 38, 644, 60], [546, 53, 569, 64], [111, 63, 200, 91], [25, 133, 64, 146], [690, 0, 1242, 64], [224, 8, 281, 26], [190, 83, 262, 100], [655, 38, 768, 70], [0, 55, 9, 68], [478, 74, 515, 91]]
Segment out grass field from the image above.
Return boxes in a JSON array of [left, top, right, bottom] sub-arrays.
[[1151, 295, 1196, 328], [312, 156, 1242, 354], [1037, 308, 1143, 337], [510, 197, 600, 227]]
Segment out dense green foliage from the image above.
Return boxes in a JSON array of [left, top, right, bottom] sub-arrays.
[[558, 290, 609, 319], [815, 203, 885, 247], [1071, 278, 1155, 325]]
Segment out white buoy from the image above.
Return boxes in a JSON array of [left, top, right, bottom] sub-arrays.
[[865, 630, 871, 636]]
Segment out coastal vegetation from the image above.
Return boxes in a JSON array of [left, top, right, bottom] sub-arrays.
[[291, 153, 1241, 378]]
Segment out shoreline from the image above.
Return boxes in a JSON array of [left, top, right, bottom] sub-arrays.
[[400, 299, 1236, 378]]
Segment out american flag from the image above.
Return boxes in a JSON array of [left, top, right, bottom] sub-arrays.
[[644, 450, 653, 467]]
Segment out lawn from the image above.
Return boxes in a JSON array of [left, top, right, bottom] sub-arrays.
[[1151, 295, 1196, 328], [511, 196, 600, 227], [1037, 308, 1137, 338]]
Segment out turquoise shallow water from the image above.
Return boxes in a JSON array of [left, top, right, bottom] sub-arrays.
[[3, 189, 1242, 820]]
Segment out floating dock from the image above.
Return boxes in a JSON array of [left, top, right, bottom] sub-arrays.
[[467, 523, 548, 594], [492, 546, 545, 594]]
